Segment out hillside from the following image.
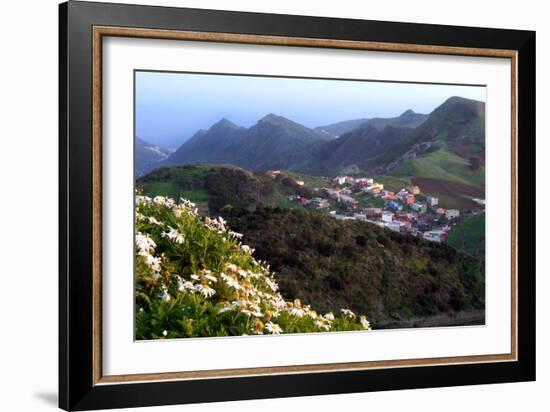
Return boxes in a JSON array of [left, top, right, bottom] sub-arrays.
[[447, 213, 486, 259], [371, 96, 485, 173], [158, 98, 482, 183], [162, 114, 331, 172], [135, 195, 371, 339], [304, 125, 413, 174], [224, 206, 485, 328], [367, 97, 486, 209], [146, 97, 486, 212], [315, 118, 369, 137], [135, 137, 173, 176], [137, 164, 314, 215], [364, 109, 428, 131]]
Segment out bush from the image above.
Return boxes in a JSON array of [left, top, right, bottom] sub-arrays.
[[135, 194, 372, 339]]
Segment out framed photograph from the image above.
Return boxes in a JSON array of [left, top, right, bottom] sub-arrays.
[[59, 1, 535, 410]]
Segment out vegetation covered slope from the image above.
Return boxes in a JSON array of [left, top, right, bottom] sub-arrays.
[[447, 213, 486, 259], [135, 195, 371, 339], [224, 207, 485, 328], [137, 164, 314, 215]]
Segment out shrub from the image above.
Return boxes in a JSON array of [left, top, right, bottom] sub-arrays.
[[135, 194, 372, 339]]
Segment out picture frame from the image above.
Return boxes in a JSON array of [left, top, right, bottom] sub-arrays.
[[59, 1, 536, 410]]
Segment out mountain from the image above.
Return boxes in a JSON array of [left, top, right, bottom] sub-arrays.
[[298, 125, 412, 175], [315, 110, 427, 137], [163, 119, 247, 168], [365, 109, 428, 131], [135, 138, 173, 176], [162, 114, 331, 172], [371, 97, 485, 173], [315, 118, 369, 137], [159, 97, 483, 182]]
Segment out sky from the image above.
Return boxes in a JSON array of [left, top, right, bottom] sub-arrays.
[[135, 71, 486, 149]]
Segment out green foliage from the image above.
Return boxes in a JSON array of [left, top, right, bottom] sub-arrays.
[[135, 195, 371, 340], [137, 164, 312, 216], [224, 207, 485, 327], [447, 213, 486, 259]]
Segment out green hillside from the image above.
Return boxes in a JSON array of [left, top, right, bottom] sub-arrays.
[[135, 196, 371, 339], [137, 164, 312, 215], [225, 206, 485, 328], [386, 149, 485, 210], [447, 213, 486, 259], [390, 149, 485, 186]]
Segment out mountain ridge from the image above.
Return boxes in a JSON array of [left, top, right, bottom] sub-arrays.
[[158, 96, 484, 178]]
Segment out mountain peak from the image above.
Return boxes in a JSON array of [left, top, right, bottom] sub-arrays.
[[443, 96, 483, 106], [211, 118, 240, 130], [400, 109, 416, 117], [258, 113, 287, 125]]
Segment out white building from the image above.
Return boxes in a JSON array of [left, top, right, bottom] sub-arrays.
[[385, 221, 403, 232], [426, 196, 439, 206], [355, 177, 373, 186], [334, 176, 347, 185], [445, 209, 460, 219], [423, 230, 447, 243], [381, 211, 394, 223]]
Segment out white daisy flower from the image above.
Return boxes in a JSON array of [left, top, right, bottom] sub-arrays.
[[162, 227, 185, 244], [225, 276, 241, 290], [136, 195, 152, 205], [324, 312, 335, 321], [241, 245, 254, 254], [176, 276, 185, 292], [161, 286, 170, 302], [265, 322, 282, 334], [290, 307, 305, 317], [228, 230, 243, 239], [341, 309, 356, 319], [265, 278, 278, 292], [315, 320, 331, 331], [204, 273, 218, 283], [197, 284, 216, 298], [135, 233, 156, 254], [153, 196, 167, 205], [147, 216, 162, 225], [360, 315, 372, 330], [225, 263, 238, 272], [183, 281, 196, 292]]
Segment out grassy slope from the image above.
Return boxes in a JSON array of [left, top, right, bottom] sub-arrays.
[[391, 149, 485, 186], [447, 213, 486, 259], [386, 149, 485, 210], [374, 175, 412, 192]]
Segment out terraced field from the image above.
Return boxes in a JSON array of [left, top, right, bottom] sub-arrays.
[[411, 177, 484, 210]]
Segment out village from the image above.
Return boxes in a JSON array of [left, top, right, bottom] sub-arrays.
[[273, 171, 485, 243]]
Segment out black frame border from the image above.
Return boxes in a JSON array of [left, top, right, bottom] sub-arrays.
[[59, 1, 536, 410]]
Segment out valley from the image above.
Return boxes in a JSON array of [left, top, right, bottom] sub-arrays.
[[135, 95, 486, 329]]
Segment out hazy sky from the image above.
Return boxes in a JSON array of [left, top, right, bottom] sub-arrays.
[[136, 71, 486, 149]]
